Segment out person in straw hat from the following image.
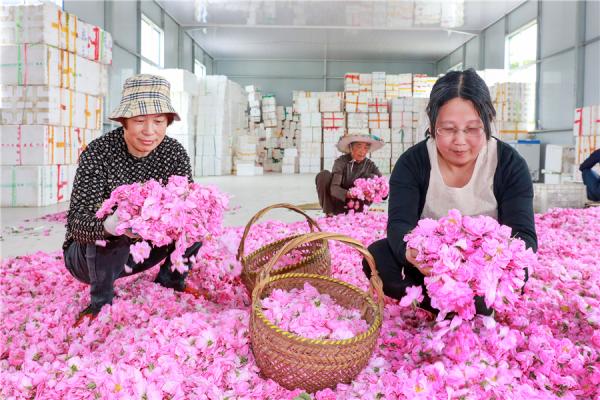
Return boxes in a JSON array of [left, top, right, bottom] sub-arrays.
[[63, 74, 205, 326], [315, 134, 385, 216]]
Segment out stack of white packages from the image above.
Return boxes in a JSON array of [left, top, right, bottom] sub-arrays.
[[262, 95, 278, 127], [412, 74, 437, 98], [359, 73, 372, 93], [246, 85, 261, 123], [371, 72, 386, 98], [385, 73, 413, 99], [161, 69, 199, 171], [320, 92, 345, 169], [572, 104, 600, 182], [389, 98, 428, 170], [233, 134, 258, 176], [295, 92, 322, 173], [195, 76, 246, 176], [367, 96, 391, 173], [344, 73, 360, 92], [490, 82, 534, 141], [1, 2, 110, 206], [281, 148, 298, 174]]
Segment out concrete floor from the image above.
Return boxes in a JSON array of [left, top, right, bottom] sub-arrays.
[[0, 174, 327, 259]]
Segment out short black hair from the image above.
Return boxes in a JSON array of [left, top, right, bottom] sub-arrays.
[[119, 113, 176, 129], [425, 68, 496, 140]]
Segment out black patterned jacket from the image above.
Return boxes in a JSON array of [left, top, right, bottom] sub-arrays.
[[63, 127, 192, 250]]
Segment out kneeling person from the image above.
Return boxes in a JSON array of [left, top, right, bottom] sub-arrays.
[[315, 134, 385, 216], [64, 74, 204, 325]]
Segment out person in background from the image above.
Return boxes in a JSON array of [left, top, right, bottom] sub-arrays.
[[64, 74, 205, 326], [363, 68, 538, 317], [315, 134, 385, 216], [580, 148, 600, 201]]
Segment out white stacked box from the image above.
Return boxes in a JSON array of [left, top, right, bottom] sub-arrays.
[[1, 3, 113, 65], [385, 73, 412, 99], [344, 73, 360, 92], [262, 95, 278, 127], [372, 72, 386, 97], [1, 85, 103, 129], [301, 112, 322, 128], [0, 4, 110, 206], [295, 97, 319, 114], [368, 113, 389, 129], [164, 69, 200, 167], [320, 97, 343, 112], [490, 82, 534, 141], [370, 157, 391, 174], [1, 125, 101, 165], [359, 73, 372, 93], [371, 128, 391, 143], [195, 76, 246, 176], [1, 164, 75, 206], [298, 128, 322, 173], [368, 97, 388, 114], [323, 128, 344, 144], [345, 92, 368, 113], [543, 144, 576, 184], [347, 113, 369, 129], [322, 112, 345, 129], [412, 74, 437, 98], [1, 44, 108, 96], [282, 147, 297, 174], [572, 105, 600, 182]]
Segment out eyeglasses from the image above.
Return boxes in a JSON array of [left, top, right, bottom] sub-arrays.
[[436, 127, 484, 138]]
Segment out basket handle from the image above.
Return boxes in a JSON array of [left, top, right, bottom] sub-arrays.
[[252, 232, 384, 315], [236, 203, 322, 261]]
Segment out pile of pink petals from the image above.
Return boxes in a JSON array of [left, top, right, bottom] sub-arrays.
[[347, 176, 389, 204], [404, 209, 537, 320], [2, 207, 600, 399], [260, 282, 369, 340], [96, 176, 229, 273]]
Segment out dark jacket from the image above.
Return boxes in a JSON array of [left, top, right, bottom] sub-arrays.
[[580, 149, 600, 171], [387, 138, 538, 267], [63, 128, 192, 250], [330, 154, 382, 202]]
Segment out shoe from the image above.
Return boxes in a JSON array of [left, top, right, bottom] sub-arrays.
[[73, 304, 100, 327]]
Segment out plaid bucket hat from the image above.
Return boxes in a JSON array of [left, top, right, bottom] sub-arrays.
[[109, 74, 181, 121]]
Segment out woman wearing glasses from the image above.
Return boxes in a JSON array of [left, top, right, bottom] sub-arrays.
[[363, 69, 538, 317]]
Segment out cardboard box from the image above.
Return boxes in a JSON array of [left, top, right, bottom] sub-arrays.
[[0, 86, 103, 129], [1, 164, 66, 206], [1, 44, 108, 96], [345, 93, 368, 113], [369, 113, 390, 129], [322, 112, 345, 128], [347, 112, 369, 129], [371, 128, 391, 143], [1, 3, 112, 64], [368, 97, 388, 113], [0, 125, 100, 165], [320, 97, 343, 112]]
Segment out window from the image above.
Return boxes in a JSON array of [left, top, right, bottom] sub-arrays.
[[506, 21, 538, 127], [194, 59, 206, 78], [140, 14, 164, 73]]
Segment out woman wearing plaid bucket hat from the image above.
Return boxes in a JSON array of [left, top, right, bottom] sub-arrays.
[[315, 134, 385, 216], [63, 74, 206, 326]]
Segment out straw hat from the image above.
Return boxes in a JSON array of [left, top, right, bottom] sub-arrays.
[[336, 134, 386, 154], [109, 74, 180, 121]]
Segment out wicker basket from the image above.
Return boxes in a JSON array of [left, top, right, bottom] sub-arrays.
[[250, 232, 385, 393], [237, 203, 331, 293]]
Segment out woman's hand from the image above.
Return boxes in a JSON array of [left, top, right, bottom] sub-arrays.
[[406, 247, 432, 276]]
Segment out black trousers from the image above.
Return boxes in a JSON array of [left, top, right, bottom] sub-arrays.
[[64, 237, 202, 310], [362, 238, 492, 316]]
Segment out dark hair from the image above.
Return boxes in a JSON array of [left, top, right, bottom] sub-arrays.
[[426, 68, 496, 140], [120, 113, 176, 129]]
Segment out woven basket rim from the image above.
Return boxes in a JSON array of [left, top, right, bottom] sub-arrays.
[[253, 272, 382, 346], [242, 234, 328, 276]]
